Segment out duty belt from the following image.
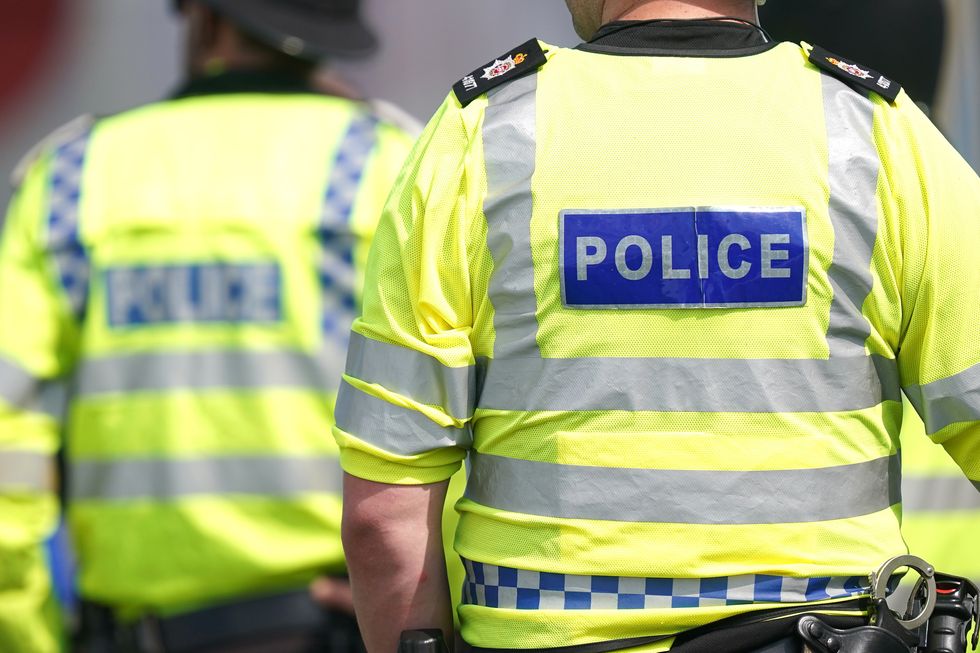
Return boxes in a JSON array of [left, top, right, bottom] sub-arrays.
[[78, 588, 363, 653]]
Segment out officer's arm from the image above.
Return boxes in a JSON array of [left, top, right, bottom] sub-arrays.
[[0, 154, 70, 653], [333, 95, 478, 652], [889, 98, 980, 492], [343, 474, 453, 653]]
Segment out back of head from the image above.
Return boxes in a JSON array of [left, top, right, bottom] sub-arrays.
[[178, 0, 377, 79]]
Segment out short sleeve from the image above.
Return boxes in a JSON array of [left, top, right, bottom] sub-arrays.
[[333, 95, 486, 485]]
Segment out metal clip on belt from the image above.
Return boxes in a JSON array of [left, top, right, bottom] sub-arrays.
[[799, 556, 937, 653]]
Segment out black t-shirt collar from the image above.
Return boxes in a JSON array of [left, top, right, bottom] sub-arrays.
[[579, 18, 775, 57], [170, 70, 317, 100]]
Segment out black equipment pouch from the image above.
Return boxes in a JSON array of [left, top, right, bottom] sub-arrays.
[[913, 573, 980, 653], [399, 629, 450, 653], [799, 557, 980, 653]]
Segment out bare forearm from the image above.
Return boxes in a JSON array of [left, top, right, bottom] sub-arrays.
[[343, 475, 453, 653]]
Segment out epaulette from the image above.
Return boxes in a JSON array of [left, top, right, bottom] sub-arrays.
[[452, 38, 548, 108], [10, 114, 96, 189], [807, 44, 901, 104]]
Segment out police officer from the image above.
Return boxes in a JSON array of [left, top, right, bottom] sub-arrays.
[[334, 0, 980, 651], [0, 0, 417, 651]]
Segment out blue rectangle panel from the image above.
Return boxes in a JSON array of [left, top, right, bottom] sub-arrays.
[[560, 207, 807, 309]]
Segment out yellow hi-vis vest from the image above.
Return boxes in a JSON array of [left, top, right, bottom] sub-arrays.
[[0, 477, 60, 652], [0, 88, 415, 615], [901, 397, 980, 582], [333, 38, 980, 650]]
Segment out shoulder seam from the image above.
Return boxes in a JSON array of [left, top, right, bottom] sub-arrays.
[[10, 114, 97, 189]]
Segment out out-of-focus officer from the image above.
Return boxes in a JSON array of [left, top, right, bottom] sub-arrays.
[[0, 0, 417, 651], [334, 0, 980, 651]]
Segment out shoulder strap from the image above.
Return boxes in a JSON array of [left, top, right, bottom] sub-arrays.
[[807, 44, 901, 104], [452, 39, 548, 108]]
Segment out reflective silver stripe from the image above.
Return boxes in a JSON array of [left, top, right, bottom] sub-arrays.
[[466, 452, 901, 525], [74, 348, 345, 396], [334, 379, 472, 455], [822, 76, 881, 358], [0, 355, 66, 418], [345, 332, 475, 420], [0, 451, 52, 492], [483, 74, 542, 360], [478, 354, 900, 413], [902, 475, 980, 512], [903, 361, 980, 434], [69, 455, 343, 501], [0, 356, 37, 407]]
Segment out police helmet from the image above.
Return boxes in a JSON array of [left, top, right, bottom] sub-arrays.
[[177, 0, 378, 60]]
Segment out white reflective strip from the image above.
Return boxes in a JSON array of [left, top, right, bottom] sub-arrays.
[[0, 355, 66, 418], [483, 74, 542, 360], [74, 348, 345, 396], [478, 354, 900, 413], [821, 76, 881, 358], [465, 452, 901, 525], [903, 361, 980, 434], [345, 332, 476, 420], [902, 475, 980, 512], [0, 356, 37, 407], [334, 379, 472, 455], [0, 451, 53, 492], [70, 455, 343, 501]]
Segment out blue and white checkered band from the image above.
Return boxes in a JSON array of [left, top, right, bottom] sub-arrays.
[[462, 560, 874, 611], [46, 130, 93, 321], [560, 207, 808, 309], [318, 113, 379, 345]]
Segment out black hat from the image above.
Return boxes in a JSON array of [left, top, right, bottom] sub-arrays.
[[197, 0, 378, 60]]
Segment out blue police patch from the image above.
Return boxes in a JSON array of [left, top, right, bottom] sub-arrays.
[[560, 207, 808, 309], [105, 262, 283, 327]]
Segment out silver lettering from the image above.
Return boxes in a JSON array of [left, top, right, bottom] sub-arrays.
[[615, 235, 653, 281], [661, 235, 691, 280], [109, 269, 138, 325], [761, 234, 792, 279], [141, 267, 169, 324], [242, 266, 280, 322], [718, 234, 751, 279], [698, 234, 710, 280], [167, 266, 196, 321], [576, 237, 607, 281]]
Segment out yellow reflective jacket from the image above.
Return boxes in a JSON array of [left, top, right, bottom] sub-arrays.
[[0, 74, 415, 620], [334, 27, 980, 651], [901, 396, 980, 582]]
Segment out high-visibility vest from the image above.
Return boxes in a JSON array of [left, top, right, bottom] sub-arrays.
[[0, 83, 415, 615], [333, 34, 980, 651], [901, 397, 980, 582]]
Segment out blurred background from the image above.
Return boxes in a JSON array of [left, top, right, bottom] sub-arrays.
[[1, 0, 978, 212]]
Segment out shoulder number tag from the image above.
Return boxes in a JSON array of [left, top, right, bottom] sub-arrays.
[[453, 39, 547, 107], [560, 207, 808, 309], [809, 45, 901, 103]]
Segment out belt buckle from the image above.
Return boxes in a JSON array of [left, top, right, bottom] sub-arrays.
[[136, 614, 167, 653]]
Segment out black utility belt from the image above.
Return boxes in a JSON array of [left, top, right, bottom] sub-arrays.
[[79, 588, 345, 653]]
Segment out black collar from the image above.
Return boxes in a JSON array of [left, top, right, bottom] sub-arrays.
[[579, 18, 776, 58], [170, 70, 317, 100]]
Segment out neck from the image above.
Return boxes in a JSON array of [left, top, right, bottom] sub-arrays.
[[604, 0, 757, 24]]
